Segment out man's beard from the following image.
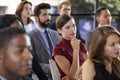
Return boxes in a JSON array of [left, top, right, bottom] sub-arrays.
[[38, 19, 50, 28]]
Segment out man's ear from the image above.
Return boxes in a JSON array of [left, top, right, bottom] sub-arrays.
[[0, 51, 3, 63], [57, 29, 61, 34], [96, 16, 100, 22]]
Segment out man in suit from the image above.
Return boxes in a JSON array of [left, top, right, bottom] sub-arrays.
[[28, 3, 61, 80], [0, 27, 32, 80]]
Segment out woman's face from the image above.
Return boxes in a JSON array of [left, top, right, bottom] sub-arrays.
[[21, 3, 32, 18], [104, 34, 120, 59], [58, 19, 76, 40]]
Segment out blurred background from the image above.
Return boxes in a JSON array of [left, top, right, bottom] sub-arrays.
[[0, 0, 120, 41]]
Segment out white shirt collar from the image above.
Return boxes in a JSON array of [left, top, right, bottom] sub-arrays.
[[0, 76, 6, 80], [98, 24, 110, 27]]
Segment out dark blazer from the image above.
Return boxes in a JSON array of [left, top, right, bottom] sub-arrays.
[[32, 57, 48, 80], [50, 22, 57, 31]]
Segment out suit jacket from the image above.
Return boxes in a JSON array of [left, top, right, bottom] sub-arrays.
[[28, 28, 61, 64], [28, 28, 61, 80]]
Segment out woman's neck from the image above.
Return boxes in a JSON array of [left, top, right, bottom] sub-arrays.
[[21, 16, 28, 25], [104, 59, 112, 73]]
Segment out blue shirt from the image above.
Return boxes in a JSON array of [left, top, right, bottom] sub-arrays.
[[24, 21, 37, 33], [0, 76, 6, 80], [36, 26, 53, 56], [36, 26, 53, 74]]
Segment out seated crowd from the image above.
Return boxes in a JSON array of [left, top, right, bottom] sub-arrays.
[[0, 0, 120, 80]]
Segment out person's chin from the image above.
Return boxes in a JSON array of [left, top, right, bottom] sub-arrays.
[[21, 69, 31, 76]]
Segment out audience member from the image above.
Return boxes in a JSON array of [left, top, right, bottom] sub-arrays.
[[0, 27, 32, 80], [52, 14, 87, 80], [15, 0, 37, 32], [50, 0, 71, 31], [85, 6, 112, 49], [0, 14, 24, 29], [95, 6, 111, 26], [0, 14, 47, 80], [76, 26, 120, 80], [28, 3, 61, 80], [50, 0, 85, 43]]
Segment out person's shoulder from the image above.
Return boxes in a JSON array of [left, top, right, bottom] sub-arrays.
[[48, 28, 57, 32], [82, 59, 96, 78], [27, 28, 38, 34], [48, 28, 59, 36], [84, 59, 93, 64], [82, 59, 95, 70], [21, 76, 33, 80]]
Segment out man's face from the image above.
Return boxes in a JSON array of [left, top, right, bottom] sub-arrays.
[[1, 34, 32, 78], [96, 9, 111, 26], [38, 9, 51, 28], [59, 4, 71, 15]]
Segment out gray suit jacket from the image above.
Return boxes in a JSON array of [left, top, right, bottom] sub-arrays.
[[28, 28, 61, 64]]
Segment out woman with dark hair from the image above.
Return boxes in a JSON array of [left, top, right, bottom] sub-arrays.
[[0, 14, 24, 29], [76, 26, 120, 80], [15, 0, 37, 32], [52, 14, 87, 80]]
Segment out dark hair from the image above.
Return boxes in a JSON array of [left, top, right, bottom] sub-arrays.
[[0, 14, 24, 29], [96, 6, 109, 17], [0, 27, 26, 50], [56, 14, 73, 29], [15, 0, 32, 23], [34, 3, 50, 16]]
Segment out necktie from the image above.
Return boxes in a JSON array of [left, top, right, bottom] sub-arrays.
[[44, 30, 53, 53]]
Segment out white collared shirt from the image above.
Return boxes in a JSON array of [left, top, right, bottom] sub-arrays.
[[0, 76, 6, 80], [98, 24, 110, 27]]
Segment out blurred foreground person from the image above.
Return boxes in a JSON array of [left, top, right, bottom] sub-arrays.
[[0, 27, 32, 80], [0, 14, 24, 29]]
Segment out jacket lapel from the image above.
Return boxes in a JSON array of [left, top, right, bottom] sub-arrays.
[[34, 29, 48, 51]]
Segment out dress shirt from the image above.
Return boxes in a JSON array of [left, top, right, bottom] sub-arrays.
[[36, 26, 53, 74]]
